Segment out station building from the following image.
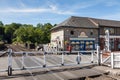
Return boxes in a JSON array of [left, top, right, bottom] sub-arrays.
[[51, 16, 120, 51]]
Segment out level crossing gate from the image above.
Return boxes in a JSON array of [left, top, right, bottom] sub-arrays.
[[0, 46, 100, 76], [100, 51, 111, 67], [100, 29, 112, 67]]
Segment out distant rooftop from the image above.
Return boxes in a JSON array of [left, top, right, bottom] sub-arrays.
[[52, 16, 120, 30]]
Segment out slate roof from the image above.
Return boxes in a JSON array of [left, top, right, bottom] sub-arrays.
[[91, 18, 120, 27], [51, 16, 120, 30]]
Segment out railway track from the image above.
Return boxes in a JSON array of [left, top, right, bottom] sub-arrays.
[[0, 44, 34, 57], [0, 51, 7, 57], [8, 44, 32, 52]]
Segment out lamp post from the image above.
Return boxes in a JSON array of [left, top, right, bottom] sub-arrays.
[[105, 29, 110, 52]]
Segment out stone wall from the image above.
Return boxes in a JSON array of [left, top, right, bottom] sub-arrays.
[[64, 27, 98, 42]]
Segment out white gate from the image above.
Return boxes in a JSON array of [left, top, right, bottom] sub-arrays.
[[0, 46, 100, 76], [100, 52, 111, 66], [100, 29, 111, 67], [111, 52, 120, 68]]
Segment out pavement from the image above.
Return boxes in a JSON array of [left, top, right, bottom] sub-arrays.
[[1, 65, 120, 80], [92, 66, 120, 80], [0, 64, 105, 80]]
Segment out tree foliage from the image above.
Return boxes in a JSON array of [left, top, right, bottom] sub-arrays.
[[0, 22, 54, 44], [0, 21, 4, 41], [4, 23, 22, 43]]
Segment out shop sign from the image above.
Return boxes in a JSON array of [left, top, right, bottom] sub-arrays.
[[79, 32, 88, 37]]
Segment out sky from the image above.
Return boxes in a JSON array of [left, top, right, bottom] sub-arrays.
[[0, 0, 120, 26]]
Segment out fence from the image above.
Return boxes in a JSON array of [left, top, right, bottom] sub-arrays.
[[0, 46, 100, 76], [111, 52, 120, 69], [43, 44, 57, 54], [100, 51, 111, 67]]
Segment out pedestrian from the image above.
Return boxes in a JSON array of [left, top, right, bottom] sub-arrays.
[[67, 44, 72, 55]]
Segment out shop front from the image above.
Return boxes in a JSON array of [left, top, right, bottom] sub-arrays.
[[70, 38, 96, 51]]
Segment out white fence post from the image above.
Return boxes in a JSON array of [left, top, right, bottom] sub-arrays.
[[97, 46, 101, 65], [43, 52, 46, 67], [91, 51, 94, 63], [22, 52, 26, 69], [8, 49, 13, 76], [61, 51, 64, 66], [100, 52, 103, 64], [111, 52, 114, 69], [77, 52, 80, 64]]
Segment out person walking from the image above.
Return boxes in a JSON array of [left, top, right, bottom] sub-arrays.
[[67, 44, 72, 54]]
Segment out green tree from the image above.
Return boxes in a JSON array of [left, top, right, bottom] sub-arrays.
[[41, 23, 53, 43], [14, 25, 36, 43], [0, 21, 4, 41], [4, 23, 22, 43], [13, 23, 53, 44], [0, 21, 3, 27], [53, 24, 57, 27], [34, 27, 43, 44], [37, 23, 43, 28]]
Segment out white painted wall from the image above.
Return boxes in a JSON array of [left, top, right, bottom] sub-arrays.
[[51, 30, 64, 48]]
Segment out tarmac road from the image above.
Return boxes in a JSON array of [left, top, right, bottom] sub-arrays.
[[1, 53, 113, 80]]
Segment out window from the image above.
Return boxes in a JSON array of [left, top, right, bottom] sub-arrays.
[[90, 29, 93, 35], [70, 30, 74, 35], [109, 28, 114, 34], [90, 32, 93, 35], [104, 27, 114, 34]]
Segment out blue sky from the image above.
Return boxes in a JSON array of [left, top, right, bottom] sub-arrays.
[[0, 0, 120, 26]]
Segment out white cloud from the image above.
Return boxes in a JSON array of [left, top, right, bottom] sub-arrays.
[[9, 8, 49, 13], [0, 4, 75, 15], [48, 4, 76, 15], [49, 5, 57, 11], [0, 7, 49, 13]]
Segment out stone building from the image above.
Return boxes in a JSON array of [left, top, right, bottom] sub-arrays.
[[51, 16, 120, 51]]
